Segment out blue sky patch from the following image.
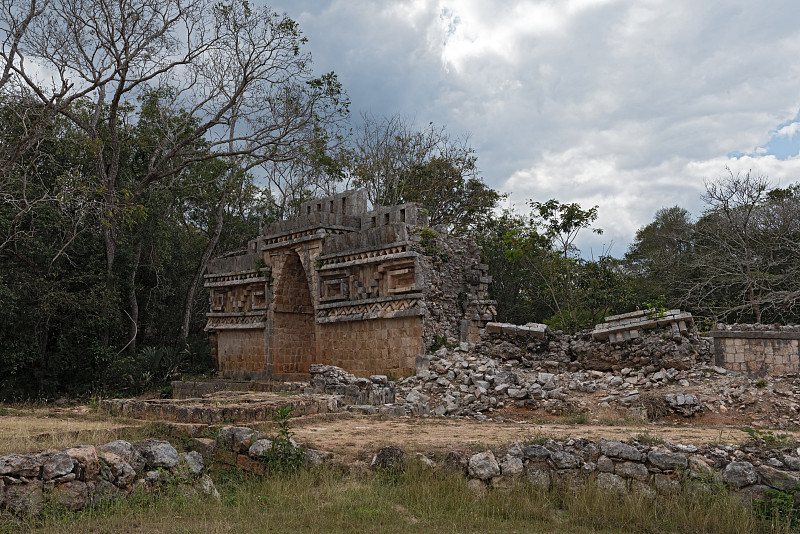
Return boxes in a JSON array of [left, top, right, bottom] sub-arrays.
[[759, 110, 800, 160]]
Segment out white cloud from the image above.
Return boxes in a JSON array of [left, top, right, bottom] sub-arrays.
[[267, 0, 800, 253], [775, 122, 800, 138]]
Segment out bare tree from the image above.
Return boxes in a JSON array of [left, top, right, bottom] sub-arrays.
[[350, 112, 499, 234], [4, 0, 348, 346], [684, 169, 800, 323]]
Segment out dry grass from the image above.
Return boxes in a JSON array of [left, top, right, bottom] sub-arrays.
[[0, 403, 154, 454]]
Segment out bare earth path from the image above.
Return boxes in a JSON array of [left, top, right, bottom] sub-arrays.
[[3, 404, 797, 462], [290, 413, 787, 462]]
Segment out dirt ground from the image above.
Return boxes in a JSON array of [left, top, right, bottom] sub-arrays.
[[3, 402, 799, 461], [289, 412, 790, 462]]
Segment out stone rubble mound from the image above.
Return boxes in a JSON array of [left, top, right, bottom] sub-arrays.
[[306, 364, 396, 407], [297, 318, 800, 427], [394, 326, 711, 420]]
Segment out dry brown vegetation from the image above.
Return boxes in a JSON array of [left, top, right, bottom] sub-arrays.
[[0, 404, 158, 454]]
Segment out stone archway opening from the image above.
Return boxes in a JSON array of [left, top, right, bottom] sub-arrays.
[[271, 250, 317, 376]]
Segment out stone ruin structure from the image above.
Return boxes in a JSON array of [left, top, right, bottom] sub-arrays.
[[204, 190, 496, 380], [708, 324, 800, 377], [591, 309, 694, 343]]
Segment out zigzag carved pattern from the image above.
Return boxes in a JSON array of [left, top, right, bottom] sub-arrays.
[[206, 315, 265, 328], [318, 298, 418, 318]]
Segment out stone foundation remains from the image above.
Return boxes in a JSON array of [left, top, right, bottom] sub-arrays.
[[709, 324, 800, 377], [205, 190, 495, 380]]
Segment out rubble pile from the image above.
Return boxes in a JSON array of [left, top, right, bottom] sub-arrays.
[[387, 320, 800, 426], [395, 336, 711, 420], [306, 364, 396, 406]]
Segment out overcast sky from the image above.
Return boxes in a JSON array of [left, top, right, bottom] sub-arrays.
[[267, 0, 800, 256]]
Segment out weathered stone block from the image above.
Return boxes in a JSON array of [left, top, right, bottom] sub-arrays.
[[525, 462, 551, 490], [615, 461, 649, 481], [595, 472, 626, 494], [468, 451, 500, 480], [64, 446, 100, 482], [51, 481, 88, 511], [723, 461, 758, 488], [600, 440, 642, 462], [647, 450, 688, 471]]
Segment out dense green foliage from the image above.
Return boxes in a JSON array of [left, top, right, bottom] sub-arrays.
[[477, 201, 637, 333], [626, 173, 800, 325]]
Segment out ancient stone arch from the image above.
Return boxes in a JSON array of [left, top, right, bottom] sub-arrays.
[[204, 189, 496, 380], [269, 248, 317, 376]]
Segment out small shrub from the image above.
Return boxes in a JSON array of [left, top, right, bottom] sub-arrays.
[[562, 409, 589, 425], [639, 392, 671, 421], [523, 431, 553, 446], [429, 334, 453, 352], [634, 431, 665, 446], [262, 405, 305, 474]]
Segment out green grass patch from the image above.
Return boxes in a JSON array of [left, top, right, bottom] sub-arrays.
[[2, 460, 785, 534]]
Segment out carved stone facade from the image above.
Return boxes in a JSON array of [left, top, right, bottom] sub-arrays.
[[205, 190, 496, 380]]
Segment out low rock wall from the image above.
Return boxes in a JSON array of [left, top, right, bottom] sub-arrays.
[[386, 437, 800, 504], [0, 439, 216, 517], [171, 379, 302, 400], [101, 393, 342, 424], [191, 425, 333, 475]]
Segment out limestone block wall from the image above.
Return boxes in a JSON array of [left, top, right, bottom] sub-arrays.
[[317, 316, 422, 378], [215, 329, 266, 377], [709, 326, 800, 377]]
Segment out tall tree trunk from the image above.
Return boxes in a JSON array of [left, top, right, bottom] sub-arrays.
[[127, 240, 142, 355], [180, 192, 227, 339], [36, 314, 50, 394], [100, 223, 117, 347]]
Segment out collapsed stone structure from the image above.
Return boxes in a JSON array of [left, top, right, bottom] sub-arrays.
[[591, 309, 695, 343], [204, 190, 495, 380]]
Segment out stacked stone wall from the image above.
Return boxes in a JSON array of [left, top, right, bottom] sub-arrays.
[[710, 325, 800, 377], [215, 329, 266, 377], [432, 437, 800, 504], [410, 229, 495, 348], [317, 316, 421, 377], [0, 440, 215, 516]]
